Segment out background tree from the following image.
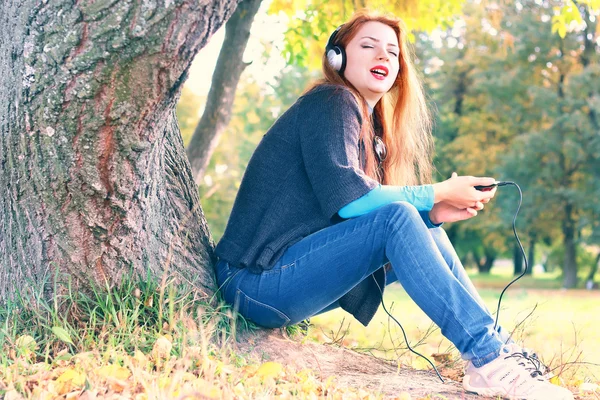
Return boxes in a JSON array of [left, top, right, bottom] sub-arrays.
[[498, 0, 600, 287], [186, 0, 262, 183], [188, 65, 317, 241], [420, 0, 599, 286]]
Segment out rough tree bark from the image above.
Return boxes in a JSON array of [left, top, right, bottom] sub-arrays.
[[186, 0, 262, 184], [0, 0, 241, 301]]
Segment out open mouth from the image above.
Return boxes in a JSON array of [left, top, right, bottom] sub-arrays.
[[370, 66, 389, 79]]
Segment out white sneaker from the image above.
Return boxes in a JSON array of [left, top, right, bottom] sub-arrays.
[[463, 344, 574, 399]]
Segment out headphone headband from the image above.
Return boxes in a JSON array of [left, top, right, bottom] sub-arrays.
[[325, 25, 343, 51]]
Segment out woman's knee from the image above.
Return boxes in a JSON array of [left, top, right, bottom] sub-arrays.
[[379, 201, 422, 223], [373, 202, 429, 241]]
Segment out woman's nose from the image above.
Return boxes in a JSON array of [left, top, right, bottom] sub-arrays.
[[377, 49, 389, 60]]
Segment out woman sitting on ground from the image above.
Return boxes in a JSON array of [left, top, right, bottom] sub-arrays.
[[214, 10, 574, 400]]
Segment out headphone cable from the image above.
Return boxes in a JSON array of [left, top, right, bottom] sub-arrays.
[[492, 181, 526, 331], [372, 275, 446, 383]]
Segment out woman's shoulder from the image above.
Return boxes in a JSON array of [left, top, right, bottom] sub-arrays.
[[298, 83, 361, 113]]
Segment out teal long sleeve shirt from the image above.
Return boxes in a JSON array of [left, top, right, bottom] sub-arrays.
[[338, 184, 442, 228]]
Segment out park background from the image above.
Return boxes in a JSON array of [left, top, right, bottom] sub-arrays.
[[1, 0, 599, 398]]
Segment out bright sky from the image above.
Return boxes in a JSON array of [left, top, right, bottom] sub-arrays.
[[184, 1, 288, 97]]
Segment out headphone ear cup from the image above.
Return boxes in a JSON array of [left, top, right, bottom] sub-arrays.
[[326, 46, 342, 71], [327, 45, 347, 74], [325, 25, 346, 75]]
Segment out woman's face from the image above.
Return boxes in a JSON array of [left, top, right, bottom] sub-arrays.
[[343, 21, 400, 108]]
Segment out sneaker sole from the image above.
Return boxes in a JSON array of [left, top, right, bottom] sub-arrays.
[[463, 375, 525, 400]]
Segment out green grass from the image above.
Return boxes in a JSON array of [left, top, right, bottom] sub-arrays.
[[467, 269, 566, 289], [0, 270, 248, 398], [0, 270, 237, 362], [1, 268, 597, 398], [0, 271, 390, 399]]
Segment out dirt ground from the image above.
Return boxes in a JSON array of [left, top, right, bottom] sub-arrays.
[[236, 329, 482, 399]]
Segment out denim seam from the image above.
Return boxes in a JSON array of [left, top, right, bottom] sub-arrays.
[[471, 347, 502, 368], [261, 261, 296, 275], [237, 288, 292, 325], [219, 267, 244, 295]]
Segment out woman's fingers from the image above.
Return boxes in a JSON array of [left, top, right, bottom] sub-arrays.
[[473, 176, 496, 186], [478, 186, 497, 202], [446, 173, 498, 209]]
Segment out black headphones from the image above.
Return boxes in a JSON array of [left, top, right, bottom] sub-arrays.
[[325, 25, 346, 74]]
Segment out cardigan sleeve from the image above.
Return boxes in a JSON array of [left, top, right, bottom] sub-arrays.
[[338, 183, 435, 218], [338, 183, 443, 228], [298, 86, 379, 220]]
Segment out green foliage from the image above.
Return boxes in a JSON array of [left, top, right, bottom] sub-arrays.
[[268, 0, 464, 69], [552, 0, 600, 38], [267, 0, 599, 69], [418, 0, 600, 282]]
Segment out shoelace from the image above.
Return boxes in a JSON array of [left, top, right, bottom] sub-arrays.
[[522, 349, 552, 379], [506, 351, 545, 379]]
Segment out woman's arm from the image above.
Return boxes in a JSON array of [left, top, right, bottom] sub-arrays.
[[338, 184, 442, 228]]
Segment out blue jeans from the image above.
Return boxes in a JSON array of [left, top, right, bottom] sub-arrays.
[[215, 201, 507, 367]]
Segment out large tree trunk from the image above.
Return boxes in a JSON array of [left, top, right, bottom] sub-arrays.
[[0, 0, 240, 301], [186, 0, 262, 184]]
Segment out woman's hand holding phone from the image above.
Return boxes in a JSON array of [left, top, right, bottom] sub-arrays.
[[432, 172, 497, 210]]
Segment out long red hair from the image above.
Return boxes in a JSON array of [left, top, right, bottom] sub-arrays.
[[305, 10, 434, 185]]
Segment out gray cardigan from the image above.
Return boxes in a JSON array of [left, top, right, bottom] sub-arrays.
[[215, 84, 386, 326]]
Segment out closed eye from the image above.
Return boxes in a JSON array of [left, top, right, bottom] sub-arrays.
[[361, 44, 398, 57]]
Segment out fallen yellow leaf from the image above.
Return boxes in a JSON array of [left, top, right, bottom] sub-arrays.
[[96, 364, 131, 380], [255, 361, 283, 380], [16, 335, 37, 351], [550, 375, 564, 386], [199, 383, 222, 399], [132, 350, 148, 367], [31, 386, 54, 400], [56, 368, 85, 384], [55, 367, 86, 395]]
